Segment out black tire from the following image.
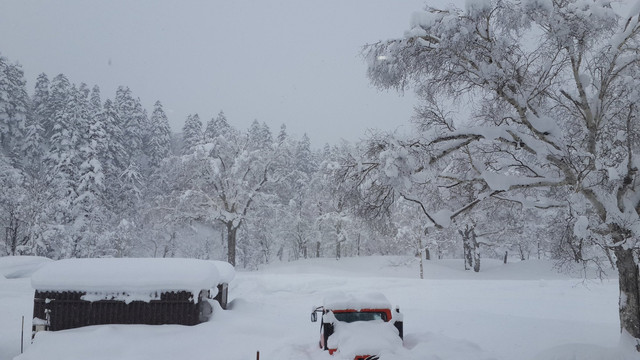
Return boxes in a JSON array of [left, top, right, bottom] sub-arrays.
[[394, 321, 403, 340]]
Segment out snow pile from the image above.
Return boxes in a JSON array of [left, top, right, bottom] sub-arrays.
[[31, 258, 221, 303], [0, 255, 631, 360], [531, 343, 639, 360], [210, 260, 235, 283], [403, 332, 499, 360], [327, 320, 402, 359], [323, 292, 392, 311], [0, 256, 52, 279]]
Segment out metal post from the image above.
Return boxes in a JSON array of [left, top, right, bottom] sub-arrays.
[[21, 316, 24, 353], [256, 351, 260, 360]]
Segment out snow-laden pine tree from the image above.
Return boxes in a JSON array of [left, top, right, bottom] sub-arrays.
[[72, 83, 111, 257], [45, 74, 76, 189], [277, 124, 288, 145], [22, 73, 51, 175], [88, 86, 102, 122], [247, 120, 273, 151], [204, 111, 231, 142], [100, 99, 127, 176], [21, 78, 48, 176], [363, 0, 640, 347], [181, 113, 203, 155], [114, 86, 136, 137], [0, 55, 29, 160], [105, 89, 148, 255], [148, 100, 172, 169], [115, 86, 147, 165], [44, 79, 83, 258], [204, 116, 217, 143], [12, 73, 50, 256], [132, 98, 151, 171]]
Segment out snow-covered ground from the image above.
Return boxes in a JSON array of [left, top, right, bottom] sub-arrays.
[[1, 256, 637, 360]]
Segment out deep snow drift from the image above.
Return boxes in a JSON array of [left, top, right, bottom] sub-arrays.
[[1, 256, 637, 360], [31, 258, 224, 304], [0, 256, 51, 279]]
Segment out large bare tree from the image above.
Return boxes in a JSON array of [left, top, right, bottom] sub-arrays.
[[363, 0, 640, 347]]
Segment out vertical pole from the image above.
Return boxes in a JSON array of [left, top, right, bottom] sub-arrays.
[[21, 315, 24, 353], [417, 235, 424, 279], [256, 351, 260, 360]]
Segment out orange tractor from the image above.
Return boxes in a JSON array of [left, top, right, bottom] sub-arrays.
[[311, 293, 403, 360]]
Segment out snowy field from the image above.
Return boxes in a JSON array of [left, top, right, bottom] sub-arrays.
[[1, 256, 637, 360]]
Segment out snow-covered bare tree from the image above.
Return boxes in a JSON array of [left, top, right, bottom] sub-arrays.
[[313, 142, 364, 260], [364, 0, 640, 347], [0, 152, 27, 255], [175, 117, 279, 266]]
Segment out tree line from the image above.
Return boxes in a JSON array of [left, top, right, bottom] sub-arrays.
[[0, 54, 411, 267], [0, 51, 598, 272]]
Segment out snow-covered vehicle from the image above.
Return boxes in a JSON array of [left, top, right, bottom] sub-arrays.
[[311, 292, 403, 360]]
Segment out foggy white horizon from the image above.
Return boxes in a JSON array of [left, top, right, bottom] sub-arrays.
[[0, 0, 461, 147]]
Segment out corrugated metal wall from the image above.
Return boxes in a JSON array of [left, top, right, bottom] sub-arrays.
[[33, 290, 203, 332]]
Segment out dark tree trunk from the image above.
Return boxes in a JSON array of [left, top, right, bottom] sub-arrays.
[[425, 248, 430, 260], [465, 242, 472, 270], [6, 210, 19, 255], [335, 224, 344, 260], [316, 241, 320, 258], [471, 230, 480, 273], [614, 247, 640, 349], [277, 245, 284, 261], [604, 246, 616, 270], [226, 222, 238, 267], [460, 227, 473, 271], [504, 251, 508, 264]]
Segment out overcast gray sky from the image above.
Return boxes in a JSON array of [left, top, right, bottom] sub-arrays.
[[0, 0, 456, 147]]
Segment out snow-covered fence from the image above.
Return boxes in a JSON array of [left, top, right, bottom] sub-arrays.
[[30, 258, 234, 335]]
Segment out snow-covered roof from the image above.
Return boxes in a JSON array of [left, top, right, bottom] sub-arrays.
[[31, 258, 222, 293], [0, 256, 52, 279], [210, 260, 235, 283], [323, 292, 392, 310]]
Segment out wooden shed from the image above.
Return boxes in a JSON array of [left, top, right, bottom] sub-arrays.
[[31, 258, 234, 336]]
